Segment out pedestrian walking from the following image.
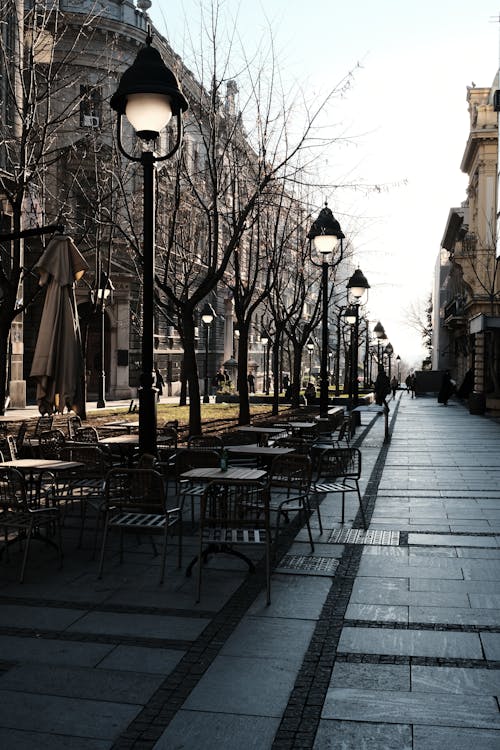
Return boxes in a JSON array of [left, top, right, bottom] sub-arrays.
[[438, 370, 455, 406], [406, 373, 416, 398], [247, 372, 255, 393], [390, 376, 398, 400], [154, 367, 165, 402], [374, 366, 391, 410]]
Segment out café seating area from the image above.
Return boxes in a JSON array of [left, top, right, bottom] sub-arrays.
[[0, 407, 367, 603]]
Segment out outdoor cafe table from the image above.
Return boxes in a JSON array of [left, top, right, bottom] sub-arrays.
[[225, 445, 293, 457], [225, 445, 294, 465], [234, 425, 287, 446], [103, 420, 140, 434], [0, 458, 85, 504], [180, 466, 267, 482]]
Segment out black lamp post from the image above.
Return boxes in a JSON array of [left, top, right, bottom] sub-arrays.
[[373, 321, 386, 366], [396, 354, 401, 382], [201, 302, 216, 404], [260, 329, 269, 394], [344, 306, 356, 408], [110, 33, 188, 456], [346, 268, 370, 408], [385, 342, 394, 379], [307, 204, 344, 418], [307, 339, 314, 381], [95, 271, 115, 409]]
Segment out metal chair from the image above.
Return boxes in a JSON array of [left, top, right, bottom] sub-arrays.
[[34, 415, 54, 437], [67, 415, 82, 440], [98, 467, 182, 584], [74, 426, 99, 444], [187, 434, 223, 452], [38, 429, 66, 459], [174, 449, 220, 527], [5, 434, 18, 461], [190, 479, 271, 605], [268, 453, 317, 547], [0, 467, 62, 582], [274, 436, 310, 454], [14, 421, 29, 458], [312, 446, 366, 528], [60, 443, 112, 552]]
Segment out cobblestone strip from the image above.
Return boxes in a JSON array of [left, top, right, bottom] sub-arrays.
[[271, 404, 399, 750]]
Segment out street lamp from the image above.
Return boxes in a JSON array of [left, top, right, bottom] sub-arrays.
[[344, 306, 356, 408], [260, 329, 269, 394], [201, 302, 216, 404], [95, 271, 115, 409], [385, 342, 394, 379], [346, 268, 370, 408], [396, 354, 401, 382], [110, 33, 188, 455], [306, 339, 314, 380], [373, 321, 386, 366], [307, 203, 344, 418]]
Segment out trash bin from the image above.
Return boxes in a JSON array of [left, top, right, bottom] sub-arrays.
[[468, 391, 486, 415]]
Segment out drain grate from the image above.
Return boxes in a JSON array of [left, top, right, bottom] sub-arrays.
[[276, 555, 339, 575], [328, 529, 400, 546]]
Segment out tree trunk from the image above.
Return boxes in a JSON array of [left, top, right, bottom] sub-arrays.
[[291, 342, 302, 408], [179, 357, 187, 406], [237, 325, 251, 425], [0, 326, 10, 416], [181, 310, 202, 436], [272, 328, 281, 416]]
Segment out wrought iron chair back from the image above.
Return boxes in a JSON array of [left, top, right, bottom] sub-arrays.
[[193, 479, 271, 605], [98, 467, 182, 584], [268, 453, 317, 547]]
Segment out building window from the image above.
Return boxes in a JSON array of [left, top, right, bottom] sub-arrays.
[[80, 85, 101, 128]]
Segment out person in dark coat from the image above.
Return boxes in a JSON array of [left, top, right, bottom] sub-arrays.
[[154, 367, 165, 402], [438, 370, 455, 406], [374, 366, 391, 410]]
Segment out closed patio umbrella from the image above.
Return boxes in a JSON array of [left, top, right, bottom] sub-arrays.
[[30, 235, 89, 415]]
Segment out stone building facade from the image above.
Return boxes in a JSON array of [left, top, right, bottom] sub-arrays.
[[439, 81, 500, 412]]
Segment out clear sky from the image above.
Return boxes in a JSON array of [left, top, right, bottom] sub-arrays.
[[148, 0, 499, 368]]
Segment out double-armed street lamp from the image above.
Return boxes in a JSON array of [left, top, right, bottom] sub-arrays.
[[110, 33, 188, 456], [307, 204, 345, 418], [345, 268, 370, 409], [95, 271, 115, 409], [201, 302, 216, 404]]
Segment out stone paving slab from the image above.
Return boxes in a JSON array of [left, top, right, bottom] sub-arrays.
[[0, 635, 114, 667], [411, 665, 500, 694], [0, 728, 109, 750], [0, 662, 163, 703], [0, 688, 141, 739], [413, 725, 500, 750], [153, 711, 280, 750], [321, 687, 500, 728], [65, 611, 209, 641], [182, 654, 300, 716], [313, 720, 412, 750], [337, 626, 484, 659], [97, 644, 185, 675]]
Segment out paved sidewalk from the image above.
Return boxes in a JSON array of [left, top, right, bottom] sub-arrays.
[[0, 394, 498, 748]]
